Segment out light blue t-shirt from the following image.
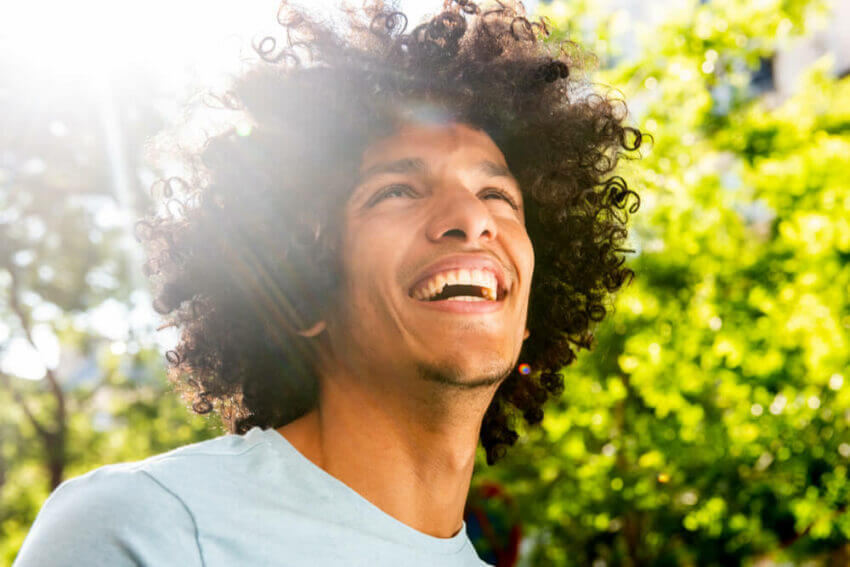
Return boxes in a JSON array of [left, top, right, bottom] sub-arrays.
[[14, 426, 491, 566]]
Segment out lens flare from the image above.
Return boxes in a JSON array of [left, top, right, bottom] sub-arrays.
[[518, 363, 531, 375]]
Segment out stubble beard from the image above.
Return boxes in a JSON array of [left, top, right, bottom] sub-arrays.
[[415, 357, 514, 390]]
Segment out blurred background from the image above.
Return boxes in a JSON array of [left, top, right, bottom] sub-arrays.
[[1, 0, 848, 565]]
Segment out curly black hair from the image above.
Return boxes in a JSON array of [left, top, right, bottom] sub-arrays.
[[136, 0, 643, 465]]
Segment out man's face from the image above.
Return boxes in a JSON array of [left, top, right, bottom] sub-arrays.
[[324, 122, 534, 390]]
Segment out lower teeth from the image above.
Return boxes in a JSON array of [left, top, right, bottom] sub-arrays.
[[446, 296, 486, 302]]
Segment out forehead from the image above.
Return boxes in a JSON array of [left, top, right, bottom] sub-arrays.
[[360, 122, 507, 171]]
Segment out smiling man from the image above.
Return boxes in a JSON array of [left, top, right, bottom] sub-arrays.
[[278, 122, 536, 543], [15, 2, 641, 566]]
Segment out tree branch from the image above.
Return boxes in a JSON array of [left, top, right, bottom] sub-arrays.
[[780, 502, 849, 551], [7, 266, 67, 436], [0, 370, 49, 439]]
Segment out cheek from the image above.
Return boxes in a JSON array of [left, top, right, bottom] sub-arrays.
[[339, 221, 406, 307], [503, 223, 535, 283], [521, 232, 535, 276]]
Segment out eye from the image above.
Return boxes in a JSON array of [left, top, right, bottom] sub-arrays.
[[479, 188, 519, 210], [367, 184, 417, 207]]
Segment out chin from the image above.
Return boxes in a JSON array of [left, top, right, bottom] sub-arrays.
[[416, 350, 515, 390]]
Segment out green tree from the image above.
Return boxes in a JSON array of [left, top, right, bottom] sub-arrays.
[[471, 0, 849, 565]]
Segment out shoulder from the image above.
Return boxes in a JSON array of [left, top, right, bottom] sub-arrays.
[[130, 427, 277, 498], [14, 463, 203, 566], [14, 430, 269, 567], [47, 428, 270, 511], [138, 426, 271, 470], [32, 461, 192, 527]]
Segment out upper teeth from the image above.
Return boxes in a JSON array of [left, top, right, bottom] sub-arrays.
[[412, 268, 499, 301]]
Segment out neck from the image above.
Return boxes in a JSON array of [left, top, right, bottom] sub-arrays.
[[277, 360, 499, 538]]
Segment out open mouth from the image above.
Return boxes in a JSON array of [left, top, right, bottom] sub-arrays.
[[409, 268, 505, 302]]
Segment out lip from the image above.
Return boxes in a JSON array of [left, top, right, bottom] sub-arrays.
[[407, 253, 510, 301], [412, 296, 505, 313]]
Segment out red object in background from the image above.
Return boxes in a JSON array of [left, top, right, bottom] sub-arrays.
[[464, 481, 522, 566]]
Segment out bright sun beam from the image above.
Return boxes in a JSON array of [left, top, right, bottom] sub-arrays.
[[2, 1, 442, 88]]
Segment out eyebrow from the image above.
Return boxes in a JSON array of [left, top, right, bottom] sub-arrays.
[[359, 158, 427, 182], [359, 158, 515, 182], [476, 160, 514, 179]]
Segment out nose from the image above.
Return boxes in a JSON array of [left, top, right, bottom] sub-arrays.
[[425, 185, 498, 244]]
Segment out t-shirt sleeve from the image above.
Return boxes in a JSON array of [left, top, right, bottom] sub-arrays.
[[13, 465, 204, 567]]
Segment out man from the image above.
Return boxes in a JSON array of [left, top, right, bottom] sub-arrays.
[[15, 1, 641, 565]]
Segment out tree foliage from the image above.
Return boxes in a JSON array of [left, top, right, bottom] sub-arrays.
[[469, 0, 849, 565]]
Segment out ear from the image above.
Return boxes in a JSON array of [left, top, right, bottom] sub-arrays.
[[523, 328, 530, 340], [298, 320, 326, 338]]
